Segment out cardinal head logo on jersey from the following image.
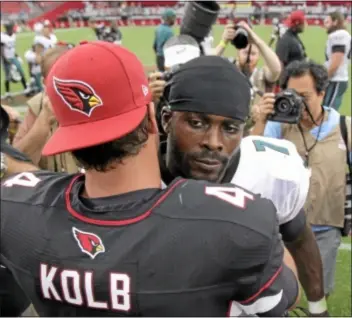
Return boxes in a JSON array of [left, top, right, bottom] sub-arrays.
[[53, 76, 103, 117], [72, 227, 105, 259]]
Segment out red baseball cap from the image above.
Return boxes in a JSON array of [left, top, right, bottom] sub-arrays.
[[42, 41, 151, 156], [289, 10, 306, 26]]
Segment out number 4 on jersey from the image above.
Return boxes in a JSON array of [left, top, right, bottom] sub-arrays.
[[205, 186, 254, 209], [3, 172, 41, 188]]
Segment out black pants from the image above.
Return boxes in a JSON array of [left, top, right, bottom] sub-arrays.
[[0, 267, 30, 316], [156, 55, 165, 72]]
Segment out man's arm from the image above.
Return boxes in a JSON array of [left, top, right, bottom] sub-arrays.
[[229, 198, 300, 317], [282, 215, 327, 316], [1, 144, 38, 180], [12, 96, 55, 165]]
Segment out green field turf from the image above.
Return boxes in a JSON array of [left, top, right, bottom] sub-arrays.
[[1, 25, 351, 316]]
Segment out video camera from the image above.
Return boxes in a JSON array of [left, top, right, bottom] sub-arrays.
[[268, 89, 306, 124]]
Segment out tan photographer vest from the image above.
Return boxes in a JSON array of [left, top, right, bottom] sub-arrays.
[[27, 93, 80, 174], [281, 112, 351, 227]]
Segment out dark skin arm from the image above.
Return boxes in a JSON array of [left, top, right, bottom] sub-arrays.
[[284, 223, 325, 302]]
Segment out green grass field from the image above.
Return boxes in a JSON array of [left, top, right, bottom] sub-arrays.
[[1, 25, 351, 316]]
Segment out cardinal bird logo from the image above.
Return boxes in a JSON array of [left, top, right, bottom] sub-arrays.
[[72, 227, 105, 259], [53, 76, 103, 117]]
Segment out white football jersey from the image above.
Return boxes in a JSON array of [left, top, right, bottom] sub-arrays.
[[0, 33, 16, 59], [231, 136, 311, 225], [34, 34, 57, 50], [325, 29, 351, 82], [24, 49, 41, 74]]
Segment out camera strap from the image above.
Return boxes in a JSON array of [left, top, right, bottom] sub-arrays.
[[298, 110, 324, 167]]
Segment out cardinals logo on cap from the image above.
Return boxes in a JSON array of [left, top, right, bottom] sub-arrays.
[[53, 76, 103, 117], [72, 227, 105, 259]]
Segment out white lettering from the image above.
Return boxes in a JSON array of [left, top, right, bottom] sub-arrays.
[[205, 186, 254, 209], [3, 172, 41, 188], [61, 270, 83, 306], [40, 264, 62, 301], [39, 265, 132, 311], [110, 273, 131, 311], [85, 272, 108, 309]]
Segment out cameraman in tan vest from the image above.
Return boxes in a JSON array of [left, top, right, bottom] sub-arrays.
[[251, 60, 351, 298], [13, 46, 80, 173]]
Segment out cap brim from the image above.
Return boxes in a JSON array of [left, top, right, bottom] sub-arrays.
[[42, 105, 147, 156]]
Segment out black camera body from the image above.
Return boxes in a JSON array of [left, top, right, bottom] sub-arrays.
[[231, 26, 249, 49], [268, 89, 305, 124]]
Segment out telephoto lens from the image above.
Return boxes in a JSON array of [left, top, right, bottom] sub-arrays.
[[180, 1, 220, 44], [231, 26, 249, 49]]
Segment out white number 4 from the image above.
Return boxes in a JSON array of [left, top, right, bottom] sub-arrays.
[[205, 186, 254, 209], [3, 172, 41, 188]]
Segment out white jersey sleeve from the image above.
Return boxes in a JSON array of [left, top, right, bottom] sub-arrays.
[[24, 50, 36, 63], [232, 136, 311, 225]]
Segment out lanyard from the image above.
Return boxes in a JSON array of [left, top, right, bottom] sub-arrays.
[[298, 114, 324, 167]]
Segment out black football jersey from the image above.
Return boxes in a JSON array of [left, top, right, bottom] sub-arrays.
[[1, 171, 297, 316]]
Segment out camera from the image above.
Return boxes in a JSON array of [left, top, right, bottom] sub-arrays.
[[231, 25, 249, 49], [180, 1, 220, 44], [267, 89, 305, 124]]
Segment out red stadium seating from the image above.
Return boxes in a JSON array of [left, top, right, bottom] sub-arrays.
[[1, 2, 30, 13]]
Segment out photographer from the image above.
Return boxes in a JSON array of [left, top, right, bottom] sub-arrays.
[[215, 21, 282, 106], [252, 60, 351, 300]]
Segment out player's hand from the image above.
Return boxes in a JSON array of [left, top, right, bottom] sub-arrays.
[[39, 94, 56, 126], [221, 23, 236, 44], [149, 72, 166, 104], [252, 93, 275, 124]]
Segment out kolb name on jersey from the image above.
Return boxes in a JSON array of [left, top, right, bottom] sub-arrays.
[[40, 263, 131, 312]]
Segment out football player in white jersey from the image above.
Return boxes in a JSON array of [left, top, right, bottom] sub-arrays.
[[159, 55, 329, 316], [1, 22, 28, 97], [24, 42, 45, 93], [33, 23, 57, 51], [269, 16, 289, 48], [323, 11, 351, 111]]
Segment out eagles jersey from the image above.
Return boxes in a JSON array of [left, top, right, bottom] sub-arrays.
[[325, 29, 351, 82], [231, 136, 310, 226], [34, 34, 57, 50], [24, 49, 41, 75], [0, 33, 16, 59], [1, 171, 298, 316]]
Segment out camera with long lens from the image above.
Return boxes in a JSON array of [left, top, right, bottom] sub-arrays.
[[231, 25, 249, 49], [267, 89, 305, 124], [180, 1, 220, 44]]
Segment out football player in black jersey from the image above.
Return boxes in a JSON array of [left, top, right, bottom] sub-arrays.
[[1, 42, 300, 316], [159, 56, 328, 316]]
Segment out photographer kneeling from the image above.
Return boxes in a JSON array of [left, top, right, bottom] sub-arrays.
[[215, 21, 282, 106], [252, 59, 352, 299]]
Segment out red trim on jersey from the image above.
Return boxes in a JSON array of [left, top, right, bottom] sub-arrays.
[[65, 175, 185, 226], [239, 265, 283, 305]]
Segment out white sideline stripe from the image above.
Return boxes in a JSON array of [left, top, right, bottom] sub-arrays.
[[339, 243, 351, 251]]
